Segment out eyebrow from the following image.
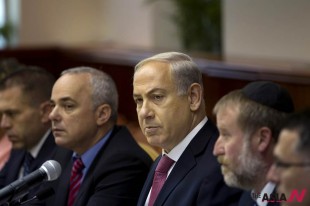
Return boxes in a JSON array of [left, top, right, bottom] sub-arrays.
[[133, 94, 141, 98], [50, 97, 75, 103], [134, 88, 166, 96]]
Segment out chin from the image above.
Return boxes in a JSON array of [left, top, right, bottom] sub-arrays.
[[55, 138, 67, 147], [223, 172, 242, 189], [146, 135, 156, 143], [147, 138, 160, 147], [12, 144, 23, 150], [224, 176, 237, 188]]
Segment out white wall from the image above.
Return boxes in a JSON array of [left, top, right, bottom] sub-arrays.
[[151, 1, 181, 50], [19, 0, 107, 46], [18, 0, 180, 49], [100, 0, 154, 48], [18, 0, 177, 49], [16, 0, 310, 62], [223, 0, 310, 62]]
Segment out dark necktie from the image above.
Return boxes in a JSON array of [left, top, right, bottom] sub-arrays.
[[148, 155, 175, 206], [67, 157, 85, 206], [23, 152, 34, 176]]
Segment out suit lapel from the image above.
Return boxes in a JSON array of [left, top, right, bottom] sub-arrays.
[[238, 191, 255, 206], [71, 127, 116, 206], [137, 158, 160, 206], [155, 150, 196, 205], [3, 150, 26, 184], [57, 157, 73, 205], [154, 121, 216, 205], [31, 132, 56, 171]]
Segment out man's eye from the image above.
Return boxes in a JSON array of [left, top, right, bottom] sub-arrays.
[[64, 104, 74, 110], [4, 111, 18, 118], [50, 103, 55, 108], [134, 98, 143, 104], [219, 132, 230, 139], [153, 95, 163, 101]]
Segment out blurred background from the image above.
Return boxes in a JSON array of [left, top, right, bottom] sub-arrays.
[[0, 0, 310, 62], [0, 0, 309, 153]]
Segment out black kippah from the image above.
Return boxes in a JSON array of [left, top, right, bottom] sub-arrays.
[[241, 81, 294, 113]]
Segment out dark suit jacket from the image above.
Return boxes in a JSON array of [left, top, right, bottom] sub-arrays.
[[137, 120, 242, 206], [47, 125, 153, 206], [238, 190, 280, 206], [0, 131, 71, 205]]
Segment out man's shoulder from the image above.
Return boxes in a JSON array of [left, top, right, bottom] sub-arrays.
[[187, 119, 219, 156], [96, 125, 153, 165], [0, 149, 25, 187], [108, 125, 145, 150], [3, 148, 25, 165]]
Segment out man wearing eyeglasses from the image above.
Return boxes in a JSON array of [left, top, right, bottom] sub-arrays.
[[268, 109, 310, 206], [213, 81, 294, 206]]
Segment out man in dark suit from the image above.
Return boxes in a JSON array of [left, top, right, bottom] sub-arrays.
[[47, 67, 153, 206], [133, 52, 242, 205], [267, 109, 310, 206], [0, 67, 67, 204], [212, 81, 294, 206]]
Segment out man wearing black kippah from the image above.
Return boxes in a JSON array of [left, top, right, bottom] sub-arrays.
[[213, 81, 294, 206]]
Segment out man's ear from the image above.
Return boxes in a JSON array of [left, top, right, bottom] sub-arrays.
[[96, 104, 112, 125], [255, 127, 273, 152], [40, 101, 52, 123], [188, 83, 202, 111]]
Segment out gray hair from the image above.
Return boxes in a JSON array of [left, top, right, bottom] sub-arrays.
[[213, 90, 289, 142], [134, 52, 203, 95], [61, 67, 118, 122]]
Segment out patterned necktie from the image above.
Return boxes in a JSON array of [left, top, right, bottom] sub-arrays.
[[67, 157, 85, 206], [148, 155, 175, 206], [23, 152, 34, 176]]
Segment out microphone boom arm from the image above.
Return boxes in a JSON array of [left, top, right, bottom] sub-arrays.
[[0, 160, 61, 204]]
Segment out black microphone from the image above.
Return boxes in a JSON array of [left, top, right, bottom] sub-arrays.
[[0, 160, 61, 204], [20, 187, 55, 205]]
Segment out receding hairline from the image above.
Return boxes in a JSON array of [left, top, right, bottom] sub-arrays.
[[135, 52, 193, 72], [135, 59, 171, 73]]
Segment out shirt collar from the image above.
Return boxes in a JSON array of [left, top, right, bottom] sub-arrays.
[[73, 128, 113, 173], [255, 182, 276, 206], [164, 116, 208, 162], [28, 129, 51, 158]]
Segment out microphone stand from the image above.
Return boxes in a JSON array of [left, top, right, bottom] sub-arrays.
[[3, 193, 28, 206], [19, 196, 36, 205], [4, 199, 22, 206], [7, 187, 54, 206]]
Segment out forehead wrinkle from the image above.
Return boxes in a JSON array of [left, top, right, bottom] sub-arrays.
[[134, 74, 175, 97]]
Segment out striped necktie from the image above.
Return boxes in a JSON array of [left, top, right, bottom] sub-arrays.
[[67, 157, 85, 206]]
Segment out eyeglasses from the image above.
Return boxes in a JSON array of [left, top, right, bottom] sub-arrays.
[[274, 160, 310, 169]]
